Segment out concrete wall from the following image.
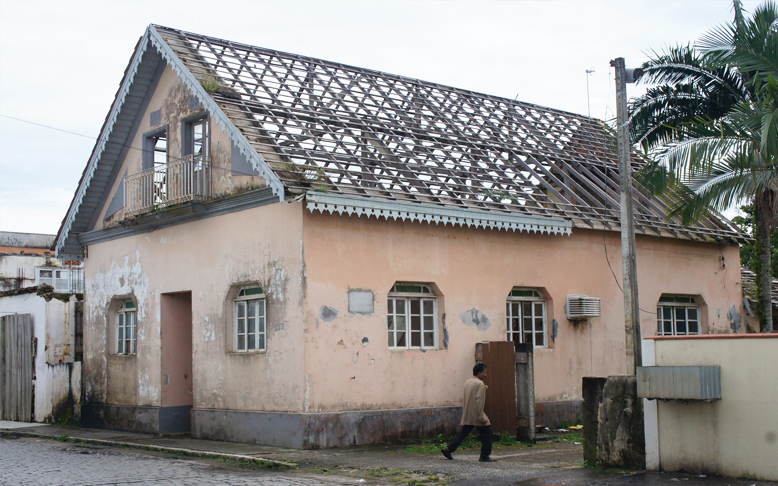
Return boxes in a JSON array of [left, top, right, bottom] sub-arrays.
[[0, 292, 81, 423], [0, 254, 53, 290], [647, 335, 778, 480], [301, 209, 743, 411], [82, 200, 307, 422]]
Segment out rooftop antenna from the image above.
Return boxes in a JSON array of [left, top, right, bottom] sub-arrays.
[[586, 69, 595, 118]]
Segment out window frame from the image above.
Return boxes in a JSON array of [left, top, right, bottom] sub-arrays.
[[387, 283, 438, 351], [506, 288, 547, 348], [657, 295, 702, 336], [183, 115, 209, 159], [233, 286, 266, 353], [36, 268, 54, 286], [142, 127, 168, 170], [116, 300, 137, 356]]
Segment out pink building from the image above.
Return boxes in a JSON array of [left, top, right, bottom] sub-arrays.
[[55, 25, 748, 448]]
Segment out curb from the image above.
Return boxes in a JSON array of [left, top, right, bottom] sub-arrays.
[[0, 429, 297, 468]]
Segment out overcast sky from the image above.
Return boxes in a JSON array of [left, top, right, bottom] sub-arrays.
[[0, 0, 761, 235]]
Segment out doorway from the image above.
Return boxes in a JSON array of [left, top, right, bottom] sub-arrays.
[[160, 292, 193, 434]]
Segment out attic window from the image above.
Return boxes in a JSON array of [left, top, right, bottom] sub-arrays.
[[143, 129, 168, 170]]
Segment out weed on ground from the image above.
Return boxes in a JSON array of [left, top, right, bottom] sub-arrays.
[[399, 429, 583, 455], [310, 465, 451, 485]]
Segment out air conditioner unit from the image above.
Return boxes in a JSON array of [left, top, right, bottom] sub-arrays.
[[566, 295, 601, 320]]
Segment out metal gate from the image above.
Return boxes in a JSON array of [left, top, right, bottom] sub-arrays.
[[0, 313, 34, 421], [476, 341, 536, 441]]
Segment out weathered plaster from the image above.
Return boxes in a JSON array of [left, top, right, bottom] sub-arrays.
[[83, 200, 306, 419], [301, 209, 743, 409], [727, 304, 742, 333], [459, 308, 492, 330], [319, 305, 338, 322], [348, 289, 374, 315]]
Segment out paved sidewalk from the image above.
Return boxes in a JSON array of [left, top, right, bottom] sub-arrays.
[[2, 421, 777, 485], [0, 421, 297, 467]]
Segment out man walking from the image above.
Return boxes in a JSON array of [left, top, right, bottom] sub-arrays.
[[441, 363, 496, 462]]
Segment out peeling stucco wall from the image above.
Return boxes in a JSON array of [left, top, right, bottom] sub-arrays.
[[459, 308, 491, 330], [0, 293, 81, 423], [300, 210, 744, 410], [83, 200, 306, 413]]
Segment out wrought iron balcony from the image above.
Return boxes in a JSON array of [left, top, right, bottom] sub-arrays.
[[124, 155, 211, 217]]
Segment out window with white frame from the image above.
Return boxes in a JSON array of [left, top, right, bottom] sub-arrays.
[[506, 288, 547, 347], [117, 301, 137, 355], [387, 283, 437, 350], [234, 286, 266, 352], [657, 295, 701, 336], [37, 268, 53, 286]]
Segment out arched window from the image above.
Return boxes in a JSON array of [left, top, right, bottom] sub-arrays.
[[117, 300, 137, 355], [234, 286, 266, 351], [657, 295, 701, 336], [387, 283, 437, 350], [506, 288, 546, 347]]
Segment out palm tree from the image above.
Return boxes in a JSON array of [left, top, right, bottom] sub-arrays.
[[630, 0, 778, 332]]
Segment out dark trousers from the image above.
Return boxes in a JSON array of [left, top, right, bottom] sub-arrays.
[[447, 424, 492, 459]]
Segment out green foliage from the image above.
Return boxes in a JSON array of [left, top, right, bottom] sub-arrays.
[[732, 203, 778, 276], [201, 77, 222, 93], [630, 0, 778, 331], [498, 431, 516, 446]]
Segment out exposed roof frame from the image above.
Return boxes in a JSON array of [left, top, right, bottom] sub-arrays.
[[146, 25, 284, 197], [153, 25, 747, 245]]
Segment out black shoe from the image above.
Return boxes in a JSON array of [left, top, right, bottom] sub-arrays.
[[479, 457, 497, 462], [441, 448, 453, 460]]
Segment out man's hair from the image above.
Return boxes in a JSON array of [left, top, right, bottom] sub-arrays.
[[473, 363, 487, 375]]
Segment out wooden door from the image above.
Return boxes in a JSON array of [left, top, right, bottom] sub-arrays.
[[0, 313, 34, 421], [479, 341, 516, 435]]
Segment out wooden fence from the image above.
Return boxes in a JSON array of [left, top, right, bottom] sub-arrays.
[[0, 313, 33, 421]]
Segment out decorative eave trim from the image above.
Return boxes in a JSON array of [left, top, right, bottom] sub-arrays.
[[147, 26, 284, 199], [306, 193, 572, 236], [56, 31, 153, 258]]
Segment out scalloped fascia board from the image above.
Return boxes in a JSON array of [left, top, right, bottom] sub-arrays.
[[306, 193, 573, 236], [56, 30, 152, 257], [147, 25, 284, 198], [55, 25, 286, 257]]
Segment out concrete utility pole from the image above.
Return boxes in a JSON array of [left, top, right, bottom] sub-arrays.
[[610, 57, 642, 375]]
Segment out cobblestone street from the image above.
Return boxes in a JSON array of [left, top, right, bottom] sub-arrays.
[[0, 436, 350, 486]]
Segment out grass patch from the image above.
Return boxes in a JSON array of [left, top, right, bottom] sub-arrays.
[[399, 431, 539, 455]]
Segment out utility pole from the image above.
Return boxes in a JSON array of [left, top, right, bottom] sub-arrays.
[[610, 57, 642, 375]]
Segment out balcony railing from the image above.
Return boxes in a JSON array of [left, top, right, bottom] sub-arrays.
[[125, 155, 211, 217]]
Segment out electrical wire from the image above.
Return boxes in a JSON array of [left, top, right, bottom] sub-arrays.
[[602, 229, 657, 315], [1, 113, 267, 178]]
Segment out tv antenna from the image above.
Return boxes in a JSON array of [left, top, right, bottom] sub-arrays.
[[586, 69, 595, 118]]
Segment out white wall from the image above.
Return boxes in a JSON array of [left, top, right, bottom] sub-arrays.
[[0, 292, 80, 422], [648, 335, 778, 481]]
